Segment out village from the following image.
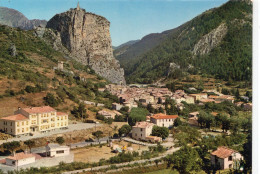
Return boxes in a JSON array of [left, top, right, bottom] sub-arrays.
[[0, 82, 252, 173]]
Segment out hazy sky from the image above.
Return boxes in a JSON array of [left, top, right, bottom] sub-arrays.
[[0, 0, 228, 46]]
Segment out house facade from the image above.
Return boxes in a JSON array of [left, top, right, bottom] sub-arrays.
[[211, 146, 243, 170], [150, 113, 178, 128], [5, 152, 36, 167], [0, 106, 68, 136], [132, 122, 154, 141]]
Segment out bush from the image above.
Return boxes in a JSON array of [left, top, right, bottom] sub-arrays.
[[109, 152, 134, 164], [114, 115, 125, 122], [96, 114, 105, 121], [44, 93, 61, 107], [118, 124, 132, 137], [128, 107, 149, 126], [152, 126, 169, 139], [56, 137, 65, 145]]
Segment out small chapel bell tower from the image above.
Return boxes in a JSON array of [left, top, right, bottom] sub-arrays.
[[77, 2, 80, 10]]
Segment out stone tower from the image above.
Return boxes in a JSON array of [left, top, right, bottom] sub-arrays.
[[57, 61, 64, 70], [77, 2, 80, 10]]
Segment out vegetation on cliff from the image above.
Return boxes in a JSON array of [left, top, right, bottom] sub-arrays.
[[117, 1, 252, 84]]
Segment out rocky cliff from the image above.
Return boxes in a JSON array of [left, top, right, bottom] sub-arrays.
[[192, 23, 228, 56], [0, 7, 47, 30], [46, 5, 125, 85]]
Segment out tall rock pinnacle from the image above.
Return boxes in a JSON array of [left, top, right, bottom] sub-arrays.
[[46, 5, 126, 85]]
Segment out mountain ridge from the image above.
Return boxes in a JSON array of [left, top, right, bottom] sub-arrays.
[[0, 7, 47, 30], [116, 0, 252, 84]]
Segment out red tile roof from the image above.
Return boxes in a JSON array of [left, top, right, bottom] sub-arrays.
[[211, 146, 236, 159], [6, 152, 35, 160], [0, 114, 29, 121], [22, 106, 56, 114], [57, 112, 68, 116], [151, 113, 178, 120], [133, 121, 154, 128], [211, 112, 219, 116]]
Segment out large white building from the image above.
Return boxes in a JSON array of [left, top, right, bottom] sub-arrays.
[[150, 113, 178, 128], [0, 106, 68, 136]]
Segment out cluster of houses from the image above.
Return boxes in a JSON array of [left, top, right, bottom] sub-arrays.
[[131, 113, 179, 143], [105, 85, 252, 112], [0, 106, 69, 136]]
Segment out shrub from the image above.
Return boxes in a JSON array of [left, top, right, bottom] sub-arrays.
[[56, 137, 65, 145]]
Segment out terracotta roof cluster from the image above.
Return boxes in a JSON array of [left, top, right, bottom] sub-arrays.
[[0, 114, 29, 121], [6, 152, 35, 160], [211, 146, 236, 159], [151, 113, 178, 120]]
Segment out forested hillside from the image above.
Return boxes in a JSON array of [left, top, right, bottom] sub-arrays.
[[121, 0, 252, 84], [0, 25, 116, 118]]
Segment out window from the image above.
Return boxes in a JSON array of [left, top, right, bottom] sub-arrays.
[[22, 122, 24, 126], [141, 128, 143, 131], [141, 134, 143, 137], [10, 122, 12, 126], [22, 128, 24, 132], [56, 150, 64, 154], [229, 164, 232, 168], [26, 127, 29, 131], [17, 122, 20, 127], [17, 129, 20, 133], [228, 156, 232, 161], [11, 129, 12, 132]]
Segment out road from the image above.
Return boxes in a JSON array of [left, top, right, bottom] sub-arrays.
[[0, 122, 101, 145], [62, 146, 179, 174]]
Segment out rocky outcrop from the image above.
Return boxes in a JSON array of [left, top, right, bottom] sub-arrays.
[[0, 7, 47, 30], [192, 23, 228, 56], [46, 5, 125, 85], [9, 43, 16, 57]]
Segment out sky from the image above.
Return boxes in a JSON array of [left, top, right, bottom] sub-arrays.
[[0, 0, 228, 46]]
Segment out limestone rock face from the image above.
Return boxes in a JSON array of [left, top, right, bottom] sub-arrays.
[[192, 23, 228, 56], [46, 7, 125, 85]]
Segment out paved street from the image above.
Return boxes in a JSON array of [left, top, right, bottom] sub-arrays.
[[63, 146, 179, 174], [0, 122, 101, 145]]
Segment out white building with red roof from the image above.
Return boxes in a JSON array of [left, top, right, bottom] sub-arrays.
[[5, 152, 36, 167], [211, 146, 243, 170], [150, 113, 178, 128], [0, 106, 68, 136]]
